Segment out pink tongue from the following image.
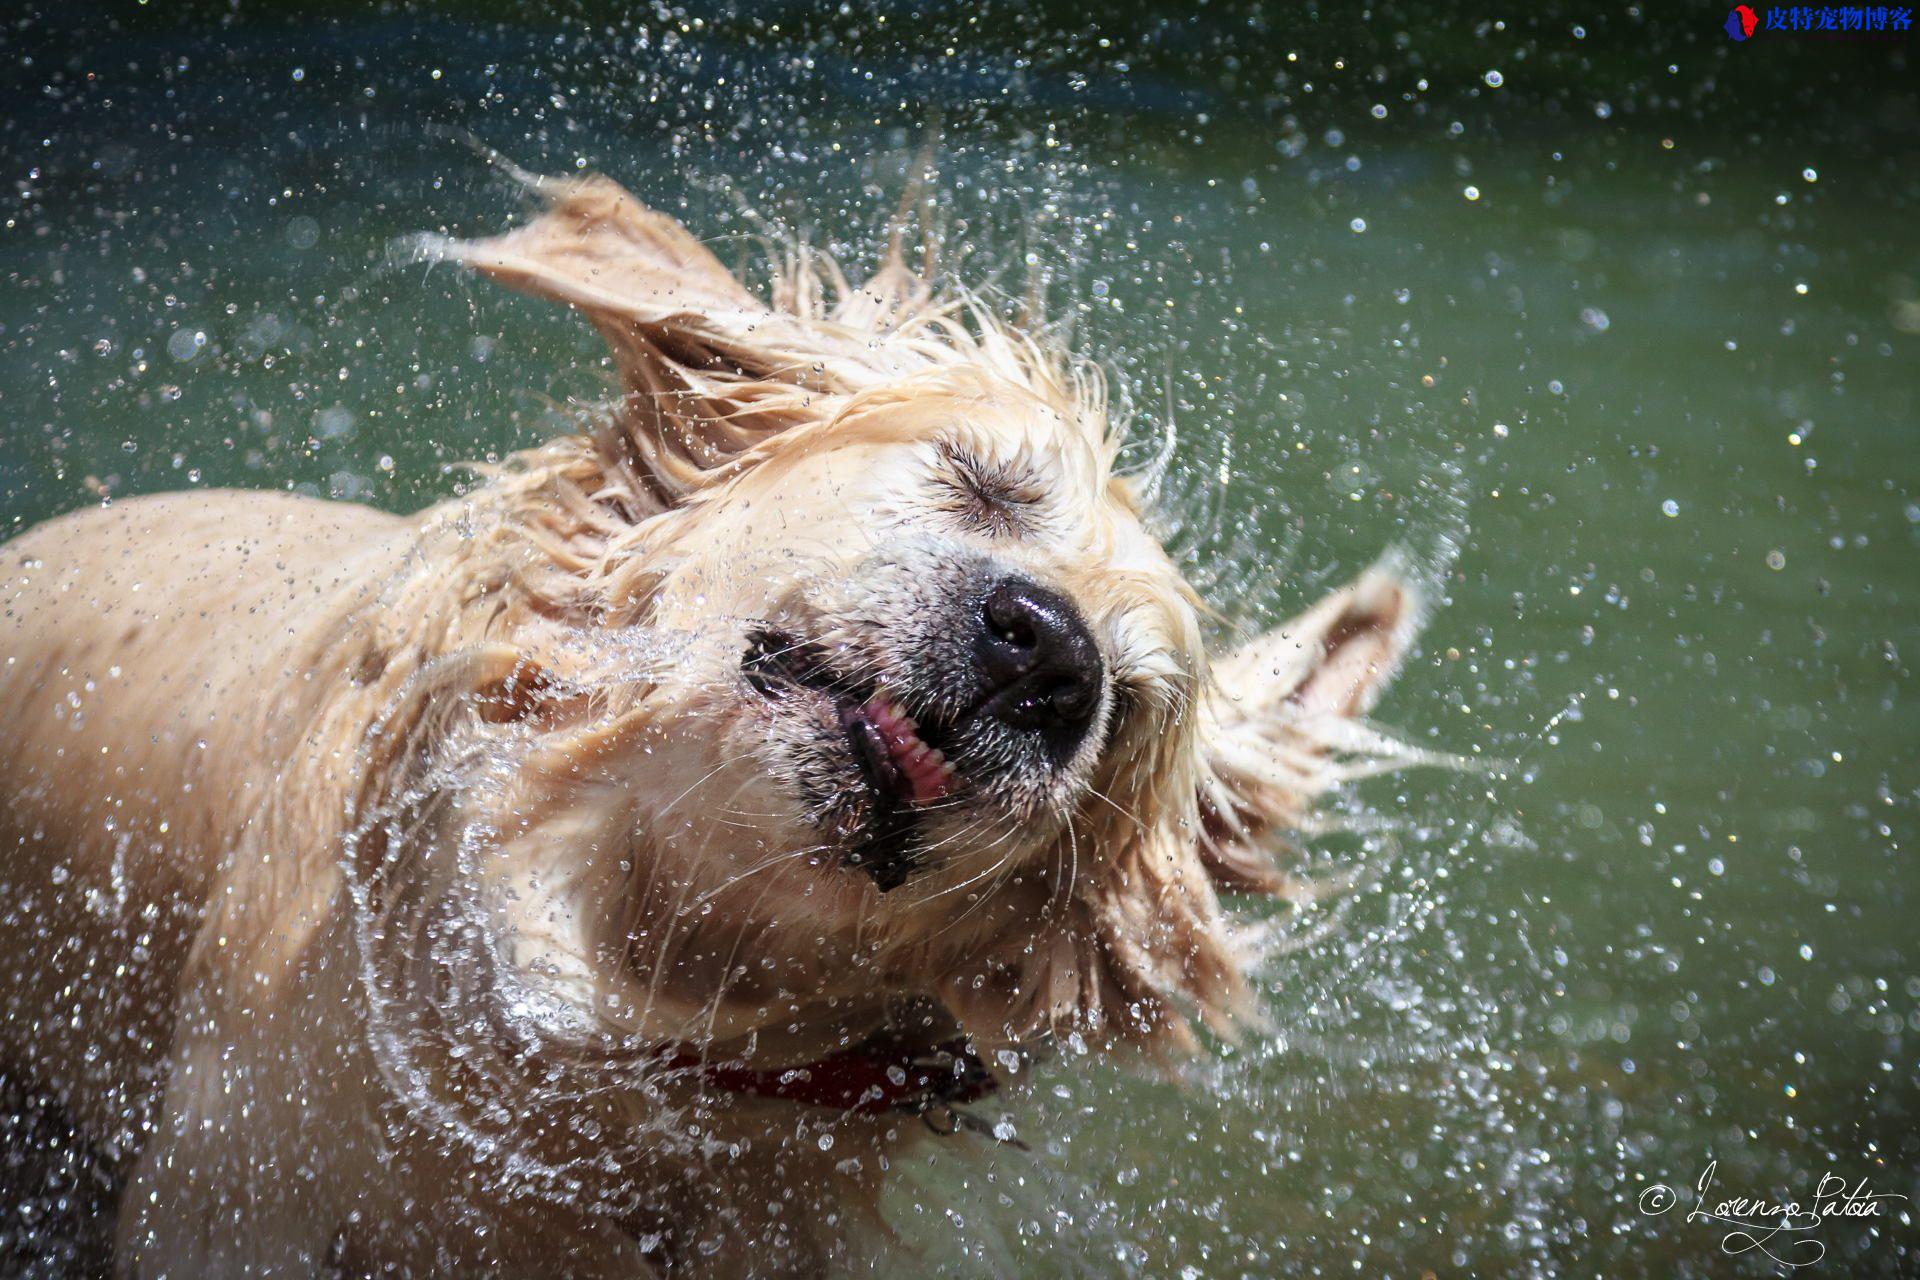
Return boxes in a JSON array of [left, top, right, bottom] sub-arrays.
[[863, 699, 954, 805]]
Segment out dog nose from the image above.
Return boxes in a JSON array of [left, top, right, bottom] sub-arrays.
[[977, 578, 1103, 746]]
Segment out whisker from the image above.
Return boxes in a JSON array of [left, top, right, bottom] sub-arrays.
[[657, 756, 743, 816], [683, 843, 829, 912], [1084, 784, 1146, 832]]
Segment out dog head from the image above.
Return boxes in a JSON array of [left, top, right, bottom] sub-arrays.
[[418, 175, 1425, 1059], [677, 372, 1203, 899]]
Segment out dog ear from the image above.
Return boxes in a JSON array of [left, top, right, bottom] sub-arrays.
[[1197, 559, 1433, 894], [431, 175, 862, 508]]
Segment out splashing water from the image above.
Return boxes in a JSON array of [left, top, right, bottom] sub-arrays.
[[2, 6, 1915, 1277]]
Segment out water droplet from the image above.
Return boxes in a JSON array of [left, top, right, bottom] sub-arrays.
[[166, 328, 207, 362], [315, 405, 355, 439]]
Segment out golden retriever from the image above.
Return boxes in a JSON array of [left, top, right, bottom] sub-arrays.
[[0, 171, 1429, 1276]]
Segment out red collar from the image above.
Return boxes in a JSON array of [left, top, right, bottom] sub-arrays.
[[661, 1037, 998, 1118]]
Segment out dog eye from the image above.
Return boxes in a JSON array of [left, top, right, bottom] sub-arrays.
[[934, 445, 1039, 537]]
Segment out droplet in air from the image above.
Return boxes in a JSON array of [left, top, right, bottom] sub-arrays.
[[166, 329, 207, 362]]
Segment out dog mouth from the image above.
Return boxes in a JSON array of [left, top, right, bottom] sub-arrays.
[[743, 628, 959, 888], [841, 697, 958, 807]]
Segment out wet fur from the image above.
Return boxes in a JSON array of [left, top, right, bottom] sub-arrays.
[[0, 173, 1432, 1276]]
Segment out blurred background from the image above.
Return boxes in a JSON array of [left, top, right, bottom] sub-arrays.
[[1, 2, 1915, 1275]]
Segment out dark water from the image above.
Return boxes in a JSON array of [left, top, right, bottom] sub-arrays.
[[2, 5, 1915, 1275]]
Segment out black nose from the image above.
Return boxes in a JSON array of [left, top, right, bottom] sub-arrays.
[[976, 578, 1104, 748]]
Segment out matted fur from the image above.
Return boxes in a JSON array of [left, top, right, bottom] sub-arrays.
[[0, 172, 1437, 1276]]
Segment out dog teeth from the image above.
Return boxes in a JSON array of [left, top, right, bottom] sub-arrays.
[[856, 694, 956, 804]]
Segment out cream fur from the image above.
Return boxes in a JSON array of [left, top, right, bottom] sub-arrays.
[[0, 174, 1432, 1277]]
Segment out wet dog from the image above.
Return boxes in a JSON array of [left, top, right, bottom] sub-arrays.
[[0, 173, 1429, 1276]]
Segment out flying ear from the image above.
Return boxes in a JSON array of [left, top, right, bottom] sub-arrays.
[[1198, 558, 1438, 894], [427, 174, 856, 508], [1216, 558, 1421, 720]]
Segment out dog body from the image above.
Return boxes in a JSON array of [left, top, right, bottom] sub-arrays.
[[0, 175, 1427, 1276]]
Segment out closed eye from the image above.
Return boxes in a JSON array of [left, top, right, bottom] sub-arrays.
[[934, 443, 1043, 537]]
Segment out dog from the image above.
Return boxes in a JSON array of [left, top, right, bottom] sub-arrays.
[[0, 171, 1430, 1276]]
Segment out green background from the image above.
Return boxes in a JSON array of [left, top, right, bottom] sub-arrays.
[[2, 2, 1915, 1274]]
